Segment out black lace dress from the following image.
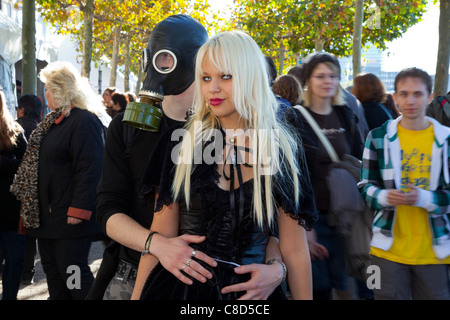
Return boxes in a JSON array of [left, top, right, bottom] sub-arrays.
[[138, 126, 317, 300]]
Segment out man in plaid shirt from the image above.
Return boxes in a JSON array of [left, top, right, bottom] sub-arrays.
[[358, 67, 450, 300]]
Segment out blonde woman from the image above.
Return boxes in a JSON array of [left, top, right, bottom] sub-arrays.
[[132, 31, 317, 300], [285, 52, 364, 299], [11, 61, 110, 300]]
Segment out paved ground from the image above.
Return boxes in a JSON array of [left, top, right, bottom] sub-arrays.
[[0, 240, 105, 300]]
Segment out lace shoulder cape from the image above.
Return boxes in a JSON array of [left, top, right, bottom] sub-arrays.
[[139, 124, 318, 231]]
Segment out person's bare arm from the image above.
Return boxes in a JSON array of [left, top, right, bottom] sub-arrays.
[[131, 201, 217, 299], [106, 213, 151, 252], [278, 209, 312, 300]]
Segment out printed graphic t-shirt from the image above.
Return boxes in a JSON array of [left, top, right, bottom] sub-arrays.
[[371, 124, 450, 264], [309, 108, 349, 213]]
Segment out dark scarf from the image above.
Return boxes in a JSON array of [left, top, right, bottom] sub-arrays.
[[10, 109, 63, 228]]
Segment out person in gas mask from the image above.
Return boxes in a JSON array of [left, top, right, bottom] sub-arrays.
[[89, 15, 285, 300]]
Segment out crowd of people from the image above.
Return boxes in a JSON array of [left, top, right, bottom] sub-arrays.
[[0, 14, 449, 301], [102, 87, 136, 119]]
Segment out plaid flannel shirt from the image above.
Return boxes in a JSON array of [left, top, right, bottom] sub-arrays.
[[358, 116, 450, 259]]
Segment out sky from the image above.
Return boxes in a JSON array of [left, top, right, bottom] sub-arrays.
[[381, 3, 440, 74], [208, 0, 444, 75]]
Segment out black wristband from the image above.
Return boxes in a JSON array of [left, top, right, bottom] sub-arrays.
[[142, 231, 159, 256]]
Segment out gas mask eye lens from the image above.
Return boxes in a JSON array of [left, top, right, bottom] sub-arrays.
[[156, 53, 173, 71], [153, 50, 177, 74], [142, 49, 150, 73]]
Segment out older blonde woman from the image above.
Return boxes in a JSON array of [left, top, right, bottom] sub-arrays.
[[132, 31, 317, 300], [11, 61, 110, 300]]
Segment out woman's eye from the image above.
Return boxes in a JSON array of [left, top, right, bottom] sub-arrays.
[[202, 76, 212, 81], [222, 74, 232, 80]]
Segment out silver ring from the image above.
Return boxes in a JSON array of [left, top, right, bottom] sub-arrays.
[[182, 264, 187, 270], [186, 258, 192, 267], [191, 250, 197, 258]]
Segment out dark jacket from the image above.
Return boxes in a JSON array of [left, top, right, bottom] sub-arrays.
[[86, 113, 183, 299], [95, 112, 184, 266], [28, 108, 105, 239], [343, 89, 369, 140], [426, 92, 450, 127], [285, 105, 364, 159], [361, 100, 393, 131], [0, 133, 27, 231], [17, 116, 38, 140]]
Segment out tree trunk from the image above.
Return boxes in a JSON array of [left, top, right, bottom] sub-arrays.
[[434, 0, 450, 96], [124, 37, 130, 92], [22, 0, 36, 95], [352, 0, 364, 81], [314, 38, 325, 52], [80, 0, 94, 79], [109, 24, 121, 87], [136, 59, 143, 97], [278, 42, 285, 75]]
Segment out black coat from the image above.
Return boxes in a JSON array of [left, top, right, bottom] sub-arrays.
[[0, 133, 27, 231], [361, 101, 393, 131], [28, 108, 105, 239], [17, 116, 38, 140]]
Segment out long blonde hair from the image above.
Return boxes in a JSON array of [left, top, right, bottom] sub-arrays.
[[39, 61, 110, 126], [0, 89, 23, 151], [172, 31, 302, 227]]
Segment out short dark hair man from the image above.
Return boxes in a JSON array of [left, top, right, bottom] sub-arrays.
[[359, 67, 450, 299], [16, 94, 42, 139]]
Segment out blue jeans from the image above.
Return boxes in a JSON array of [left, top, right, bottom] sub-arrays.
[[0, 231, 25, 300], [311, 214, 347, 296]]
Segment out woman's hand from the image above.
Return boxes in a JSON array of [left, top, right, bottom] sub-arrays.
[[151, 233, 217, 285], [306, 229, 329, 261], [220, 262, 283, 300]]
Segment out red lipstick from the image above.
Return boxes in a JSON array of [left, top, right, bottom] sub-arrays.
[[210, 98, 224, 106]]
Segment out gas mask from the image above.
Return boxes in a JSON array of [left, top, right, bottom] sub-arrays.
[[123, 15, 208, 131]]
